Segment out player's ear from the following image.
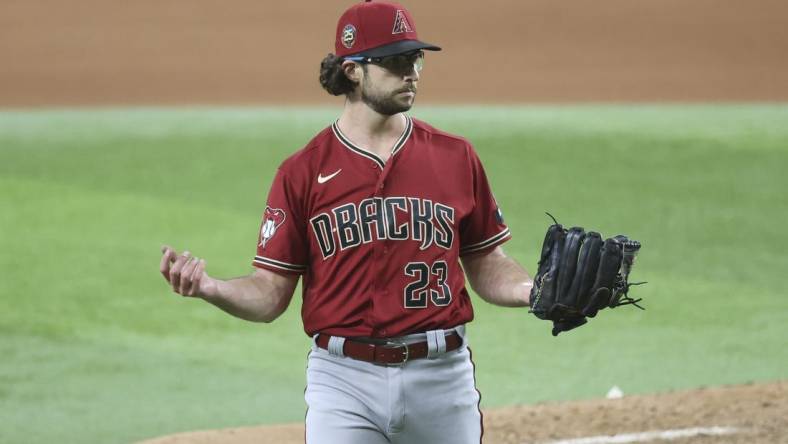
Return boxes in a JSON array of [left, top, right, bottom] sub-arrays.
[[342, 60, 363, 83]]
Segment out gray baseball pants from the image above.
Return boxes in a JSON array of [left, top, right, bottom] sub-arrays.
[[305, 327, 483, 444]]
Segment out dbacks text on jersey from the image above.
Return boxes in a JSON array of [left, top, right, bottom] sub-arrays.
[[310, 197, 455, 259]]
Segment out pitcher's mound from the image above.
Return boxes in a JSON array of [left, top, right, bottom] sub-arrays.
[[139, 380, 786, 444]]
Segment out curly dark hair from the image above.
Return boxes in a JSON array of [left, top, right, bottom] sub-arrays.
[[319, 53, 359, 96]]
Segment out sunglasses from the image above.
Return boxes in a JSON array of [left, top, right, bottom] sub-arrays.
[[345, 50, 425, 75]]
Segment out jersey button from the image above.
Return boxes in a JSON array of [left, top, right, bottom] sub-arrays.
[[379, 183, 384, 189]]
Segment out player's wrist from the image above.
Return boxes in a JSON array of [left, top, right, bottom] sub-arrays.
[[520, 279, 533, 307], [197, 276, 220, 300]]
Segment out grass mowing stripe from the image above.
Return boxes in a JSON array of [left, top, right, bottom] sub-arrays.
[[1, 105, 786, 444]]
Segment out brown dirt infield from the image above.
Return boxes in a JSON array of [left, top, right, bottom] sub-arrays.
[[138, 380, 787, 444], [2, 0, 788, 106]]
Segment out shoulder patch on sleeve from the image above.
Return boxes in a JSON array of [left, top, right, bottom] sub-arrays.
[[259, 207, 286, 249]]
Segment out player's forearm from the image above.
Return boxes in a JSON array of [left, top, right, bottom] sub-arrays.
[[462, 247, 532, 307], [201, 273, 295, 323]]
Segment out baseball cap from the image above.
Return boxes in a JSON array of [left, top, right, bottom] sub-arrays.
[[335, 0, 441, 58]]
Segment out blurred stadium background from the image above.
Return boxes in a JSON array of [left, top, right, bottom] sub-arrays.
[[1, 1, 786, 443]]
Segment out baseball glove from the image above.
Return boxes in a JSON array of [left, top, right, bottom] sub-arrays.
[[529, 214, 645, 336]]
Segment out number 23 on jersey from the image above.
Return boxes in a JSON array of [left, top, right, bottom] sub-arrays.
[[404, 260, 452, 308]]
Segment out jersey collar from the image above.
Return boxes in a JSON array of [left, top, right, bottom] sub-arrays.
[[331, 115, 413, 169]]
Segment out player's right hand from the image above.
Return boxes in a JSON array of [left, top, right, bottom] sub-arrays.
[[159, 245, 217, 298]]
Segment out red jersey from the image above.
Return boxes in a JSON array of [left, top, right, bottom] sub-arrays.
[[253, 116, 510, 338]]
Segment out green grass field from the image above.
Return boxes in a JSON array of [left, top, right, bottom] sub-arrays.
[[1, 105, 787, 444]]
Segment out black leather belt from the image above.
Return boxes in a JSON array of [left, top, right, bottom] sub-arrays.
[[316, 332, 462, 365]]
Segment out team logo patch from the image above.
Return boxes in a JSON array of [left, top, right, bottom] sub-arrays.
[[341, 24, 357, 49], [392, 10, 413, 34], [259, 207, 286, 249]]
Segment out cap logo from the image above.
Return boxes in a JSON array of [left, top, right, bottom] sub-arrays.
[[341, 24, 357, 49], [391, 10, 413, 34]]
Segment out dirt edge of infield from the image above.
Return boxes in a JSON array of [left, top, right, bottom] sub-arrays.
[[137, 380, 787, 444]]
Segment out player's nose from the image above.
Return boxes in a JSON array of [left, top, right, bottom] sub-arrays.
[[403, 64, 420, 81]]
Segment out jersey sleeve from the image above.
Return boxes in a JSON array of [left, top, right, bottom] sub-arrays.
[[458, 145, 512, 256], [252, 167, 308, 274]]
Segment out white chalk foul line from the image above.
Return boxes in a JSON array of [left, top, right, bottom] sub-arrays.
[[538, 426, 740, 444]]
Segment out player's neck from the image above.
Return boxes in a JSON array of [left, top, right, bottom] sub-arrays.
[[337, 103, 407, 162]]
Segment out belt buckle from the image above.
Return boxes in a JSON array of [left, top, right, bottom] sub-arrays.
[[383, 340, 409, 366]]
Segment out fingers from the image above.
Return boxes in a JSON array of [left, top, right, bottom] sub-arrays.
[[168, 250, 192, 294], [160, 246, 209, 298], [160, 245, 177, 281], [187, 259, 206, 297], [179, 256, 201, 295]]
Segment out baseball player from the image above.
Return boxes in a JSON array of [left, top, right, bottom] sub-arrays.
[[160, 1, 534, 442]]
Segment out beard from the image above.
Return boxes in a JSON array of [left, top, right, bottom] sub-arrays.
[[361, 82, 416, 116]]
